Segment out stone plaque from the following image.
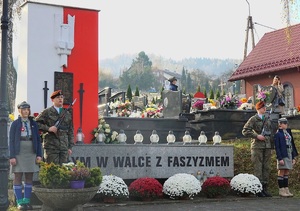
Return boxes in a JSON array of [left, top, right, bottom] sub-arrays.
[[71, 144, 234, 179], [54, 72, 73, 105], [162, 90, 182, 118]]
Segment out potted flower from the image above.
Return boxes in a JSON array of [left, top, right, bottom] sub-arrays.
[[230, 173, 262, 196], [34, 161, 102, 210], [97, 175, 129, 203], [63, 161, 91, 189], [163, 173, 201, 199], [129, 177, 163, 201], [201, 176, 231, 198]]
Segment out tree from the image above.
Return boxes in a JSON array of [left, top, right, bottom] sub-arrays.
[[196, 85, 200, 93], [216, 89, 221, 99], [119, 51, 158, 91], [181, 67, 187, 90], [135, 86, 140, 96], [204, 88, 207, 98], [126, 85, 132, 101], [209, 89, 214, 100]]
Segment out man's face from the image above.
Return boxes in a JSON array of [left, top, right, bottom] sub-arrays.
[[258, 106, 266, 114], [52, 95, 64, 107]]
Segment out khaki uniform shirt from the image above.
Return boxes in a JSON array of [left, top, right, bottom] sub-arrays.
[[36, 106, 74, 151], [242, 114, 272, 149]]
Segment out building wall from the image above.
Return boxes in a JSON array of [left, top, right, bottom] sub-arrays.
[[245, 67, 300, 108]]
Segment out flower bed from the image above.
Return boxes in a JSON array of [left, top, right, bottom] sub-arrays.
[[230, 173, 262, 195], [128, 177, 163, 201], [201, 176, 231, 198], [163, 173, 201, 199]]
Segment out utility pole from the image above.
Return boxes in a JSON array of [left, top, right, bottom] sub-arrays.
[[0, 0, 10, 210], [241, 0, 255, 94]]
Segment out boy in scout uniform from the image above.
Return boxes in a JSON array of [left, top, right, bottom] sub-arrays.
[[242, 101, 273, 197], [35, 90, 74, 165]]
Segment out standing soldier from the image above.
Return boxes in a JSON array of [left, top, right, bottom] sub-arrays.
[[242, 101, 273, 197], [35, 90, 74, 164]]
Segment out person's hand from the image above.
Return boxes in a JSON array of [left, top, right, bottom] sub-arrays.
[[48, 126, 58, 133], [257, 134, 265, 141], [68, 149, 72, 155], [10, 158, 17, 166], [279, 160, 284, 166], [36, 156, 42, 164], [292, 159, 296, 165]]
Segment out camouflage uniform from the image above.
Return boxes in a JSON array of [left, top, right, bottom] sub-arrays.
[[35, 106, 74, 165], [242, 114, 273, 184]]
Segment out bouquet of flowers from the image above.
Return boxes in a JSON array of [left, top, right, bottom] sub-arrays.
[[230, 173, 262, 195], [142, 104, 163, 118], [201, 176, 230, 198], [128, 177, 163, 200], [91, 117, 118, 144], [163, 173, 201, 199], [97, 175, 129, 199], [256, 90, 270, 102], [220, 94, 241, 109], [192, 100, 204, 110]]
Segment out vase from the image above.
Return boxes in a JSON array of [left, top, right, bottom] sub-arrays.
[[103, 196, 116, 203], [70, 180, 85, 189], [33, 186, 98, 211]]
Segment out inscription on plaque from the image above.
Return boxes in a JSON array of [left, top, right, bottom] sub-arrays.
[[54, 72, 73, 105]]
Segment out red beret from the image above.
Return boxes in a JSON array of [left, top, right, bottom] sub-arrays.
[[255, 101, 265, 110], [50, 90, 63, 99]]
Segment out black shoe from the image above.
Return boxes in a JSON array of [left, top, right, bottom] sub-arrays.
[[256, 191, 266, 197], [17, 204, 26, 210], [262, 190, 272, 197]]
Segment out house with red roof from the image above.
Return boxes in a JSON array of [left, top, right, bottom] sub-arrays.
[[229, 23, 300, 111]]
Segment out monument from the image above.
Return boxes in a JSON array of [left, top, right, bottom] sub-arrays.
[[14, 0, 100, 142]]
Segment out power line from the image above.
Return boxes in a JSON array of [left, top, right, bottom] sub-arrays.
[[254, 22, 277, 31]]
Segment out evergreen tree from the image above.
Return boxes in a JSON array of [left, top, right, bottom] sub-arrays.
[[216, 89, 221, 99], [181, 67, 187, 89], [209, 89, 214, 99], [186, 72, 192, 93], [204, 88, 207, 98], [152, 98, 155, 104], [222, 89, 226, 96], [135, 86, 140, 96], [196, 85, 200, 93], [127, 85, 132, 101]]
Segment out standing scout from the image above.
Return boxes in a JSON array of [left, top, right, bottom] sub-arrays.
[[36, 90, 74, 164], [242, 101, 273, 197], [274, 118, 298, 197], [9, 101, 42, 210]]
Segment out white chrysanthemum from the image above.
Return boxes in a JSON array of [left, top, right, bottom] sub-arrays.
[[97, 175, 129, 198], [230, 173, 262, 194], [163, 173, 201, 199]]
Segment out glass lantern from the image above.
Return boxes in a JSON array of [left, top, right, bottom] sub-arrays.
[[117, 129, 127, 144], [213, 131, 222, 145], [198, 131, 207, 145], [166, 130, 176, 144], [76, 128, 84, 145], [150, 130, 159, 144], [182, 130, 192, 145], [97, 132, 105, 144], [134, 130, 143, 144]]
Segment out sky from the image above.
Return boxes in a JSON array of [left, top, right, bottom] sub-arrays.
[[15, 0, 300, 61], [96, 0, 299, 60]]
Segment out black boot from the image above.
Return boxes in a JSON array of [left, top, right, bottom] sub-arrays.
[[262, 184, 272, 197], [256, 191, 266, 197]]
